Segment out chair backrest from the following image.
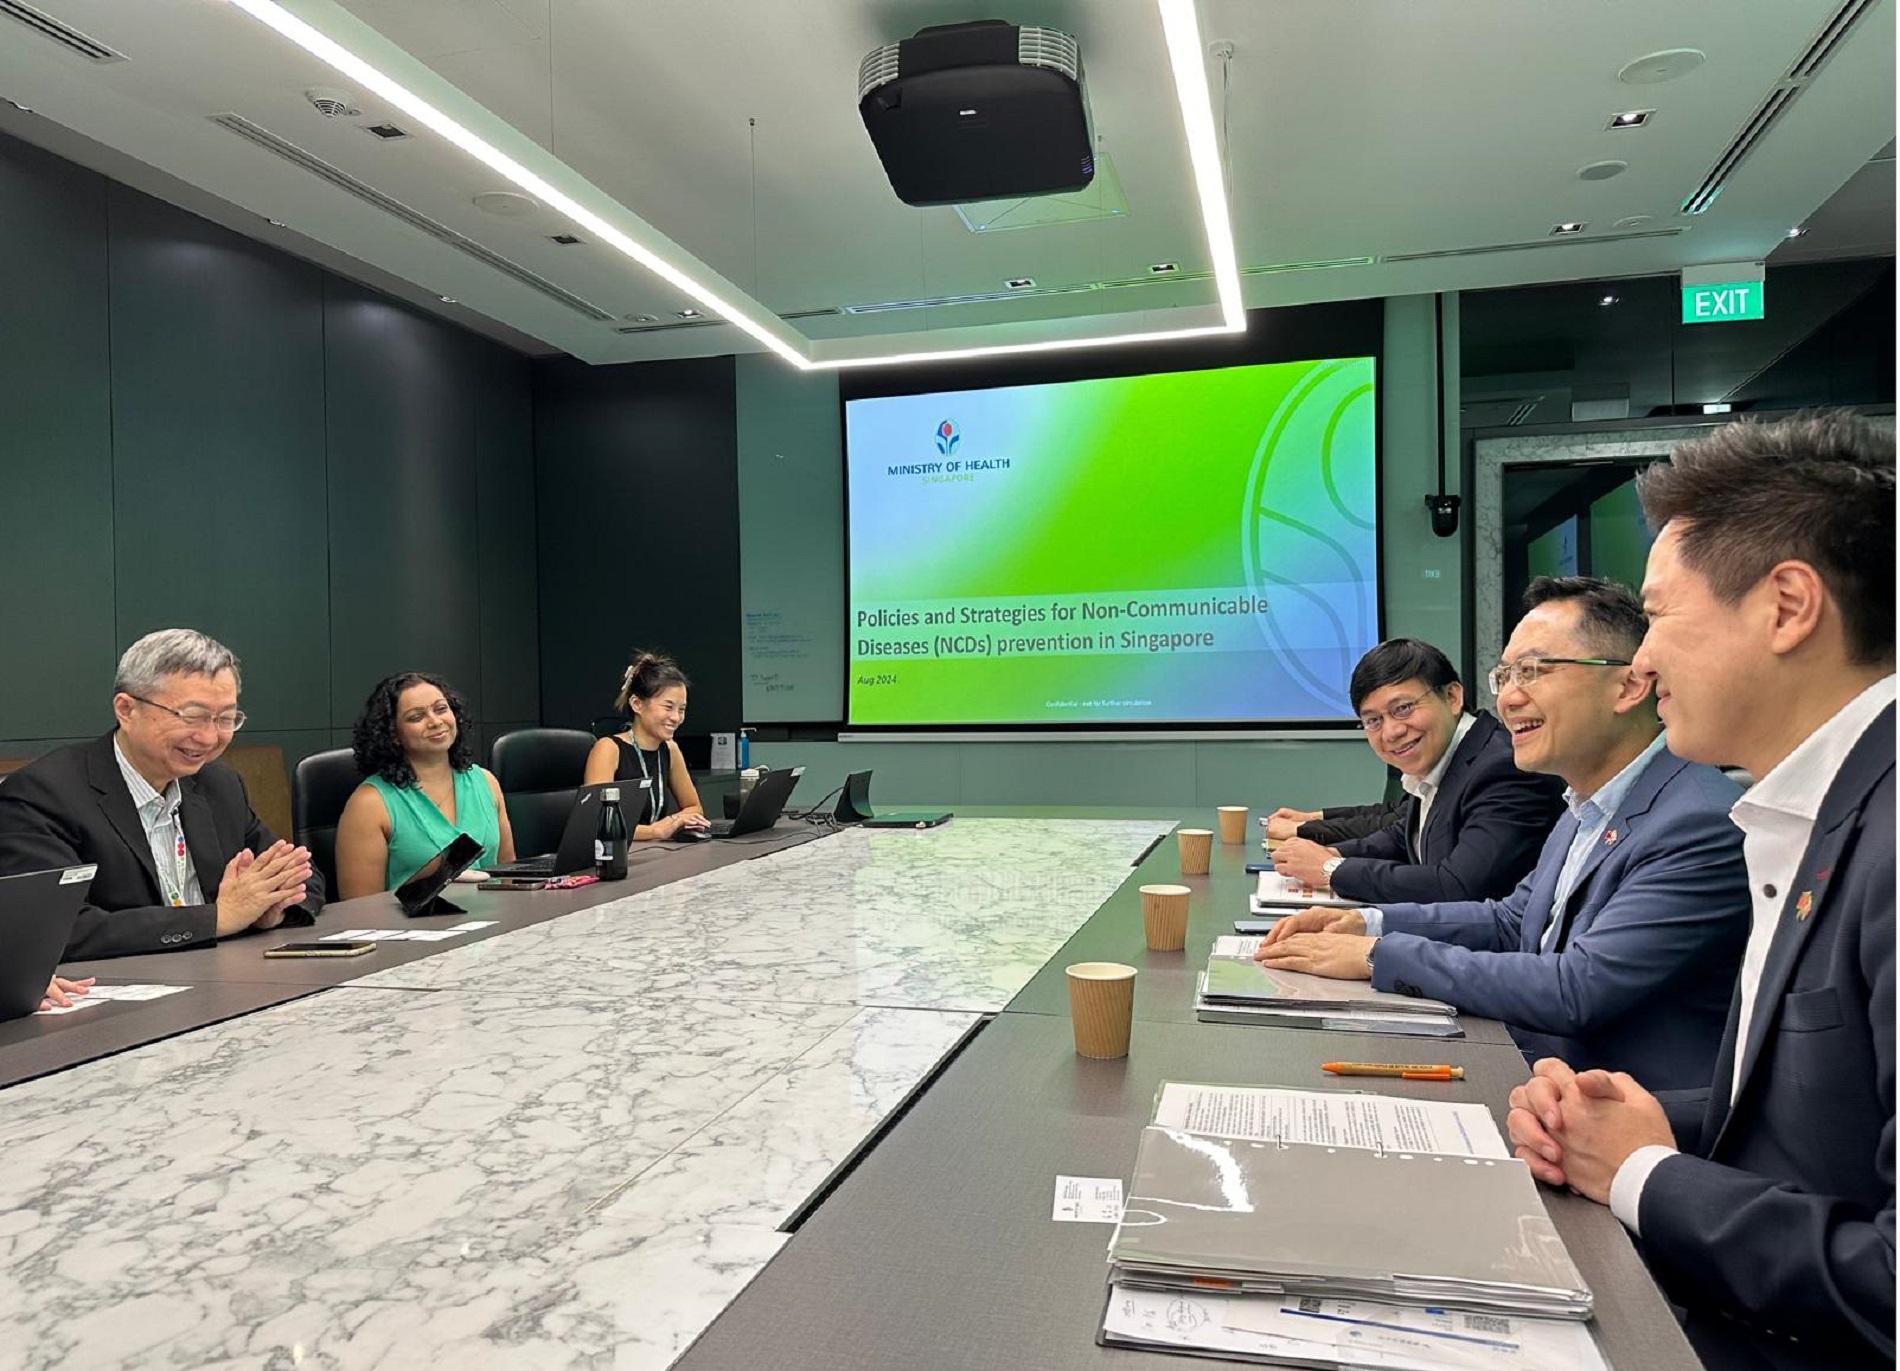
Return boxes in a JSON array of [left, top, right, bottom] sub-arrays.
[[222, 743, 293, 841], [293, 748, 363, 901], [491, 728, 597, 858]]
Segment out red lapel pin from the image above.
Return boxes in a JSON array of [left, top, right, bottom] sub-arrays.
[[1795, 890, 1815, 921]]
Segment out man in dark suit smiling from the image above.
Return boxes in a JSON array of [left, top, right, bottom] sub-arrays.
[[0, 629, 323, 960], [1272, 637, 1565, 904], [1507, 413, 1894, 1371]]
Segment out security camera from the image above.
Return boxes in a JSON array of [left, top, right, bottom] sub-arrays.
[[1425, 493, 1461, 538]]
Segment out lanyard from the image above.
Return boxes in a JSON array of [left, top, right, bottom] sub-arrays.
[[157, 800, 191, 907], [632, 742, 665, 820]]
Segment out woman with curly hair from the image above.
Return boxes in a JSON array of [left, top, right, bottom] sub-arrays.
[[581, 650, 710, 840], [333, 672, 516, 898]]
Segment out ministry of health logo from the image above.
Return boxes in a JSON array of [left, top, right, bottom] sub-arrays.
[[935, 419, 960, 455]]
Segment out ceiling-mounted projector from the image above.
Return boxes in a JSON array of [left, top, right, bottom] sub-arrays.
[[858, 20, 1094, 207]]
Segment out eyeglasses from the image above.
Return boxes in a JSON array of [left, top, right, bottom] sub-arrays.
[[1486, 656, 1631, 695], [129, 695, 247, 733], [1357, 696, 1427, 733]]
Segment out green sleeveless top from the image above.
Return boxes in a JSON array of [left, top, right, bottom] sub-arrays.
[[365, 768, 501, 889]]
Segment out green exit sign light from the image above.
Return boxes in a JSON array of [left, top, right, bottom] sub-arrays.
[[1682, 281, 1766, 323]]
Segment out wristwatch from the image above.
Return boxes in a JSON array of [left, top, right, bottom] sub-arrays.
[[1321, 856, 1344, 883]]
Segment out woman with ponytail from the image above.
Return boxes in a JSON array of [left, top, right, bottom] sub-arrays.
[[581, 651, 710, 841]]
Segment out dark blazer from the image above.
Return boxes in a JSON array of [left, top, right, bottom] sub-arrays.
[[1296, 800, 1406, 846], [1370, 747, 1748, 1087], [1640, 704, 1894, 1371], [1328, 711, 1566, 904], [0, 733, 324, 960]]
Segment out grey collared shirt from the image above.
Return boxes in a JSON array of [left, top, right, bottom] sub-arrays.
[[112, 735, 204, 907]]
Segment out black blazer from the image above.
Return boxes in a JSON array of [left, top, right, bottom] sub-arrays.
[[1296, 800, 1406, 846], [1641, 704, 1894, 1371], [0, 733, 324, 960], [1328, 711, 1566, 905]]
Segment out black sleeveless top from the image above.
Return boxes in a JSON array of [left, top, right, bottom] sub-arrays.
[[610, 736, 678, 825]]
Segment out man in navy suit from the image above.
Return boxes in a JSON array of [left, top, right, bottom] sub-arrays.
[[1259, 576, 1749, 1088], [1272, 639, 1565, 903], [1508, 412, 1894, 1371]]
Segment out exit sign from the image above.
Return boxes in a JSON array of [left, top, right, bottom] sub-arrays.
[[1682, 281, 1766, 323]]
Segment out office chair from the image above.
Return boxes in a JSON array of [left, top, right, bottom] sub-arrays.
[[491, 728, 596, 858], [292, 748, 362, 903]]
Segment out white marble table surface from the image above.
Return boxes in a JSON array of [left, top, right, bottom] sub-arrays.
[[0, 817, 1172, 1370]]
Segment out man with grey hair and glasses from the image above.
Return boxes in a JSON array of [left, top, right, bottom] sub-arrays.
[[0, 629, 322, 960]]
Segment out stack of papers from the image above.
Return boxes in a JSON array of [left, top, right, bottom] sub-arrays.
[[1196, 939, 1459, 1039], [1101, 1287, 1610, 1370], [1104, 1083, 1593, 1333], [1253, 871, 1362, 912]]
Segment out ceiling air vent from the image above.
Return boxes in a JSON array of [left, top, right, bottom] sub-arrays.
[[1681, 0, 1877, 214], [0, 0, 126, 62], [209, 113, 615, 322], [1383, 227, 1684, 263]]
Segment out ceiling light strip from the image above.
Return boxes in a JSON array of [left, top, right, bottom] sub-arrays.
[[222, 0, 808, 367], [224, 0, 1246, 369], [1157, 0, 1245, 332]]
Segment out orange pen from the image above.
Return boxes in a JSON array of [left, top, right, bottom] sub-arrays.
[[1322, 1061, 1465, 1081]]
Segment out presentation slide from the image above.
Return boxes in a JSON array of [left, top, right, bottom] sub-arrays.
[[846, 357, 1379, 726]]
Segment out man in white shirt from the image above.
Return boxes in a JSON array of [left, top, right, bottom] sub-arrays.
[[1505, 412, 1894, 1371]]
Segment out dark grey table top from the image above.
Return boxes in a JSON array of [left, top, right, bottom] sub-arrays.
[[1006, 824, 1516, 1048], [675, 1011, 1700, 1371], [57, 820, 827, 989], [0, 978, 330, 1090], [7, 823, 829, 1084]]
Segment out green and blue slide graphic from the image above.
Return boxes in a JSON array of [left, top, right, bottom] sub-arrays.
[[846, 357, 1378, 725]]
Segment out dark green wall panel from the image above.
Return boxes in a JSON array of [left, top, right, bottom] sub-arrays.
[[106, 187, 332, 733], [474, 343, 540, 723], [0, 138, 117, 738], [323, 279, 487, 726], [0, 130, 537, 760], [533, 356, 742, 734]]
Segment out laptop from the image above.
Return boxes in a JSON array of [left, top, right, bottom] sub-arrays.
[[834, 770, 952, 829], [705, 766, 803, 838], [487, 780, 650, 878], [396, 832, 486, 917], [0, 864, 97, 1022]]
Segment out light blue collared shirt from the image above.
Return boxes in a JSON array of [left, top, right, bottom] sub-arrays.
[[1540, 732, 1668, 950], [1360, 732, 1666, 942]]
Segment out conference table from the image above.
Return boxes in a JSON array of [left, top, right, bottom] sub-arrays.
[[0, 807, 1700, 1371]]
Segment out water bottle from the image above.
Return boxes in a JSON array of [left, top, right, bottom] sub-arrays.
[[737, 728, 751, 770], [595, 785, 629, 880]]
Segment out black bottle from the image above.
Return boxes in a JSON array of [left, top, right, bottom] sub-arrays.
[[595, 785, 629, 880]]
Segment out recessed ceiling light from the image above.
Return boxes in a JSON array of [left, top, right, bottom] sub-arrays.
[[1551, 222, 1587, 236], [676, 308, 702, 319], [264, 217, 286, 228], [439, 295, 457, 304], [1, 97, 34, 114], [548, 232, 583, 245], [625, 313, 659, 324], [1607, 109, 1654, 129], [1702, 402, 1732, 414], [221, 0, 1245, 370], [364, 122, 408, 140], [1149, 262, 1180, 275], [1786, 225, 1809, 239], [1599, 294, 1619, 307], [1005, 277, 1036, 290], [1578, 160, 1627, 182], [1612, 214, 1656, 230]]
